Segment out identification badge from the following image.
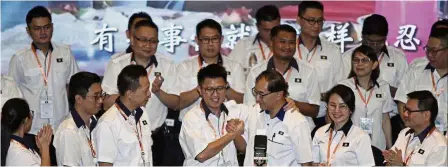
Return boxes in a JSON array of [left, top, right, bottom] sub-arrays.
[[165, 119, 175, 127], [40, 100, 53, 119], [360, 117, 374, 134]]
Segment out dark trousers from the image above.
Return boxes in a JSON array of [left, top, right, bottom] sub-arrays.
[[23, 133, 57, 166]]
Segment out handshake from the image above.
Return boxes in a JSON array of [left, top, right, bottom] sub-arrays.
[[225, 119, 245, 136]]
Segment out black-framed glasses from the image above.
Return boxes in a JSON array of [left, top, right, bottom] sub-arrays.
[[202, 86, 228, 94], [133, 35, 159, 45], [198, 36, 221, 44], [300, 16, 324, 25], [87, 92, 107, 101], [352, 57, 371, 64], [423, 46, 448, 56], [251, 87, 275, 98], [326, 103, 349, 111], [404, 107, 428, 113]]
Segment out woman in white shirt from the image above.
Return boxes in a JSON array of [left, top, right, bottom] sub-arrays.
[[312, 84, 375, 166], [338, 45, 393, 150], [1, 98, 53, 166]]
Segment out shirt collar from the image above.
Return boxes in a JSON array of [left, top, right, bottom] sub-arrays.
[[353, 76, 379, 90], [70, 108, 98, 132], [131, 53, 158, 68], [31, 42, 54, 53], [10, 135, 35, 152], [380, 45, 390, 57], [424, 63, 448, 79], [266, 57, 299, 74], [262, 102, 288, 121], [252, 33, 260, 45], [405, 124, 435, 143], [199, 54, 224, 66], [326, 119, 353, 136], [298, 35, 322, 51], [126, 45, 133, 53], [115, 98, 143, 123], [200, 100, 229, 120]]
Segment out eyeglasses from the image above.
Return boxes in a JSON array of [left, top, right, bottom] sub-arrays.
[[251, 87, 275, 98], [198, 36, 221, 44], [362, 38, 386, 47], [404, 107, 428, 113], [133, 35, 159, 45], [202, 86, 228, 94], [87, 92, 107, 101], [29, 24, 52, 32], [30, 110, 35, 117], [300, 16, 324, 25], [352, 57, 371, 64], [423, 46, 448, 56], [327, 103, 349, 111]]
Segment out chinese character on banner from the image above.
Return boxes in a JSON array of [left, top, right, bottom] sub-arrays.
[[159, 24, 187, 53], [325, 22, 353, 53], [90, 24, 118, 52], [394, 25, 421, 51], [224, 23, 251, 49]]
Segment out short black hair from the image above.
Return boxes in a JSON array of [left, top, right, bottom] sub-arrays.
[[407, 90, 438, 125], [270, 24, 297, 39], [429, 27, 448, 48], [117, 65, 148, 96], [348, 45, 380, 85], [196, 19, 222, 37], [68, 72, 101, 109], [298, 1, 324, 17], [325, 84, 356, 113], [128, 12, 153, 31], [197, 64, 227, 86], [1, 98, 31, 133], [133, 19, 159, 34], [255, 70, 289, 96], [256, 5, 280, 26], [431, 19, 448, 32], [362, 14, 388, 36], [26, 6, 51, 25]]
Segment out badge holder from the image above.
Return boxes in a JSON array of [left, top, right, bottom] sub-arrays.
[[360, 117, 374, 135], [40, 90, 53, 119]]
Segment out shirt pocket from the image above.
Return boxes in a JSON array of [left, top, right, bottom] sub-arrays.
[[268, 133, 292, 159], [314, 60, 331, 78], [118, 134, 138, 157], [381, 66, 396, 85], [24, 68, 42, 89], [53, 60, 69, 86], [289, 81, 307, 101]]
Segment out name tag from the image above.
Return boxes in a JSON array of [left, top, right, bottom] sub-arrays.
[[320, 55, 327, 60], [387, 63, 394, 67], [40, 100, 53, 119], [376, 94, 382, 98], [295, 78, 302, 83], [360, 117, 374, 134]]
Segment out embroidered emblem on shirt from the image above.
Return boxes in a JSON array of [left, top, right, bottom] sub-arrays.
[[295, 78, 302, 83], [418, 149, 425, 154], [321, 55, 328, 60], [227, 71, 231, 75], [143, 120, 148, 125], [387, 63, 394, 67], [376, 94, 382, 98], [342, 142, 349, 147], [56, 58, 63, 63], [278, 131, 284, 135]]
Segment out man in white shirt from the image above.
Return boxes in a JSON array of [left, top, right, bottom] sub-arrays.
[[178, 19, 245, 121], [296, 1, 344, 130], [395, 27, 448, 133], [244, 70, 312, 166], [245, 24, 320, 130], [228, 5, 280, 72], [54, 72, 104, 166], [7, 6, 79, 165], [384, 91, 447, 166], [0, 75, 22, 110], [179, 64, 247, 166], [95, 65, 153, 166], [101, 19, 180, 165]]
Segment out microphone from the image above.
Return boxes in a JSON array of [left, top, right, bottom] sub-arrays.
[[254, 129, 267, 166]]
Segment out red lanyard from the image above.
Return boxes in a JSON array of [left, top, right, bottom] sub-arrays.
[[83, 129, 97, 159], [354, 78, 374, 108], [326, 129, 345, 166], [404, 127, 436, 165], [115, 104, 146, 163], [200, 105, 226, 138], [297, 38, 318, 63], [430, 72, 445, 97], [31, 44, 52, 86], [258, 39, 272, 60]]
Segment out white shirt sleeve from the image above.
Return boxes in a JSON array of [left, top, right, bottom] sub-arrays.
[[289, 115, 313, 164], [243, 70, 256, 105], [229, 63, 246, 93], [101, 60, 120, 95], [393, 51, 409, 87], [341, 51, 353, 80], [7, 54, 24, 84], [67, 49, 80, 84], [311, 132, 322, 163], [54, 129, 82, 166], [426, 145, 448, 166], [306, 68, 321, 105], [227, 39, 247, 66], [6, 148, 40, 166], [355, 133, 375, 166], [161, 63, 181, 96], [331, 48, 345, 84], [179, 116, 209, 159], [94, 121, 117, 164], [394, 69, 414, 103], [383, 85, 394, 113]]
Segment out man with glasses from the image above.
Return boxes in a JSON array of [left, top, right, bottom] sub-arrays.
[[178, 19, 245, 122], [244, 24, 320, 131], [384, 90, 447, 166], [296, 1, 344, 131], [179, 64, 248, 166], [7, 6, 80, 165], [244, 70, 312, 166], [54, 72, 104, 166], [101, 19, 180, 165], [395, 27, 448, 134]]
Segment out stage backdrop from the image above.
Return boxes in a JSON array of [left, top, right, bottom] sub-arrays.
[[1, 0, 444, 75]]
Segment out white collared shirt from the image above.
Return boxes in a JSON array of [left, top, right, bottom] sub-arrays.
[[338, 78, 394, 150], [312, 122, 375, 166], [54, 113, 98, 166], [6, 140, 41, 166], [391, 127, 447, 166], [295, 37, 344, 118], [395, 65, 448, 132], [102, 53, 180, 130], [93, 103, 153, 166], [244, 57, 320, 130], [409, 56, 429, 69], [228, 36, 272, 71], [7, 42, 79, 134], [177, 55, 246, 121], [244, 105, 313, 166], [0, 75, 23, 109], [179, 100, 249, 166]]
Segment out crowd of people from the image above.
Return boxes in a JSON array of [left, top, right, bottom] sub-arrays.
[[1, 1, 447, 166]]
